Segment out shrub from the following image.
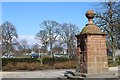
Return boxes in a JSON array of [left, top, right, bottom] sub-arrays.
[[2, 58, 40, 67], [2, 57, 71, 67], [26, 62, 43, 70], [42, 57, 55, 64], [53, 60, 77, 69], [108, 60, 120, 67], [42, 57, 70, 64], [54, 57, 70, 62], [15, 62, 28, 70], [3, 62, 44, 71], [2, 57, 77, 71], [43, 64, 52, 69], [108, 56, 120, 67], [2, 63, 16, 71]]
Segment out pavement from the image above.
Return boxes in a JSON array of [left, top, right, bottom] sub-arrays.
[[0, 66, 120, 79], [1, 69, 75, 78]]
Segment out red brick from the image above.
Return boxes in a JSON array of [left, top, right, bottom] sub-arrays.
[[76, 34, 108, 74]]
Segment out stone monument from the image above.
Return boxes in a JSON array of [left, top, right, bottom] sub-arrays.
[[76, 10, 109, 75]]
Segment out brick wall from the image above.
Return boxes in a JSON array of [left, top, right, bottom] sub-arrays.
[[86, 35, 109, 74]]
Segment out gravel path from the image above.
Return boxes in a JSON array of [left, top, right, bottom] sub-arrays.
[[1, 69, 75, 78], [0, 66, 120, 78]]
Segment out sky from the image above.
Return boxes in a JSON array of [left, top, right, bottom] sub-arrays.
[[2, 2, 98, 45], [1, 0, 111, 2]]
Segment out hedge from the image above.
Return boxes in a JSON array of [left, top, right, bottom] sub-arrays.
[[42, 57, 70, 64], [42, 57, 55, 64], [54, 57, 70, 62], [2, 57, 70, 67], [2, 60, 77, 71], [2, 58, 40, 67]]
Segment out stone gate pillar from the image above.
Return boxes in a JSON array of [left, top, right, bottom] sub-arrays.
[[76, 10, 109, 75]]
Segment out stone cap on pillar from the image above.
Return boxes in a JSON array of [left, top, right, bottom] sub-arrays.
[[80, 10, 106, 35]]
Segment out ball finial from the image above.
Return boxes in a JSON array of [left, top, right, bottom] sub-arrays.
[[85, 10, 95, 24], [86, 10, 95, 20]]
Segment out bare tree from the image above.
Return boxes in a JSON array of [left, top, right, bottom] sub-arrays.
[[0, 26, 2, 57], [52, 45, 63, 54], [1, 21, 18, 54], [94, 1, 120, 62], [35, 30, 48, 49], [36, 20, 60, 57], [20, 39, 29, 50], [31, 43, 39, 53], [39, 46, 48, 53], [60, 23, 79, 55], [0, 26, 2, 43], [19, 39, 30, 55]]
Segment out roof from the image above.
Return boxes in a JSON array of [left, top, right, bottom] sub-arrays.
[[80, 24, 105, 35]]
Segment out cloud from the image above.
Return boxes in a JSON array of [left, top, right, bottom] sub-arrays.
[[17, 35, 39, 45]]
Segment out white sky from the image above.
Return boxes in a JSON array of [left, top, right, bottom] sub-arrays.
[[17, 35, 38, 45]]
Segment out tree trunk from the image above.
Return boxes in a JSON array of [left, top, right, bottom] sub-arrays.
[[112, 49, 116, 63], [50, 42, 53, 58], [112, 38, 116, 63]]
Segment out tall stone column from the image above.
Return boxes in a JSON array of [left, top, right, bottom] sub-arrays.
[[76, 10, 109, 75]]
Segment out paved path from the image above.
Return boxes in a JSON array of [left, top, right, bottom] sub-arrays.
[[1, 66, 120, 78], [1, 69, 75, 78]]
